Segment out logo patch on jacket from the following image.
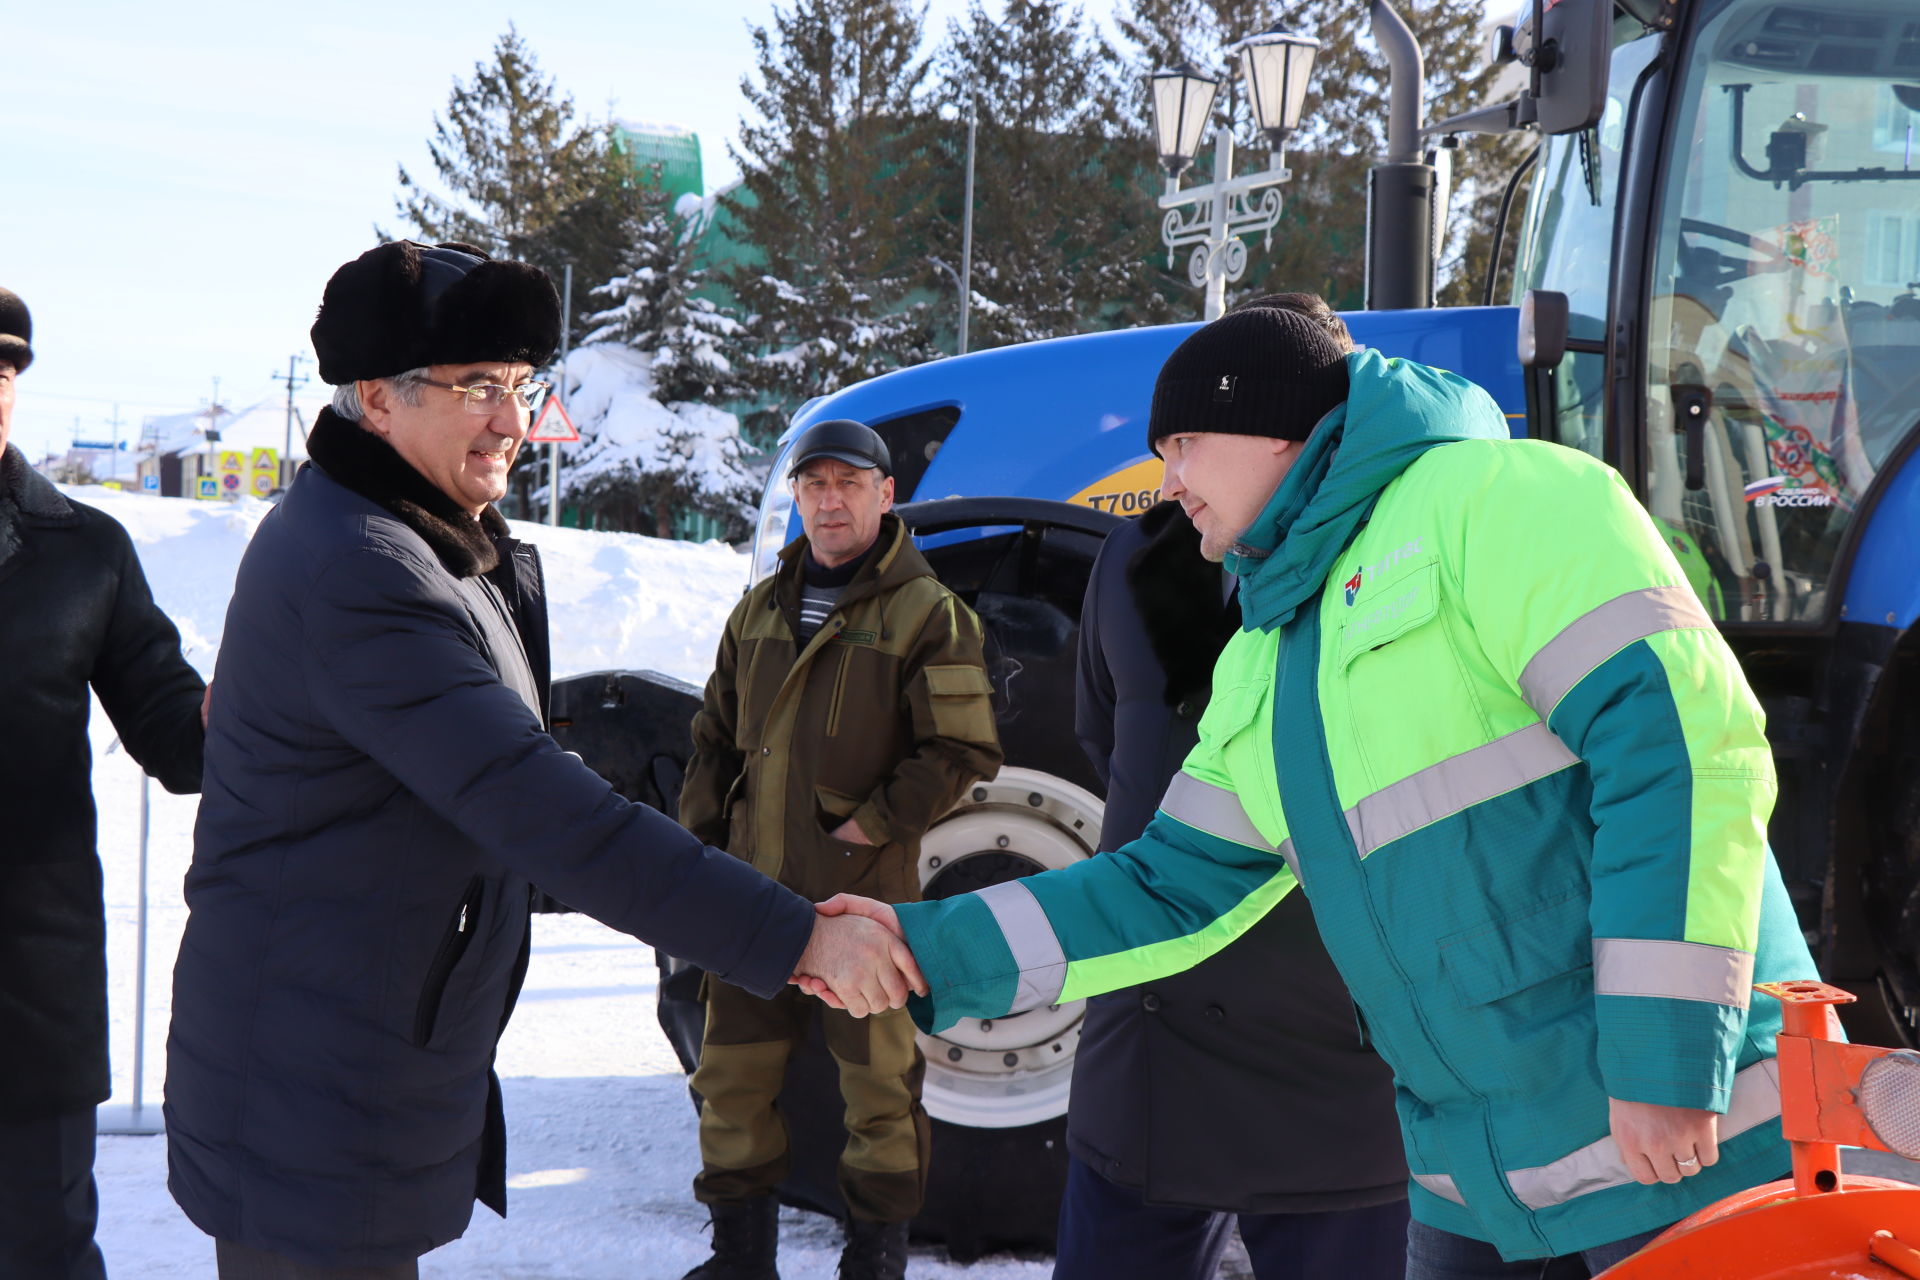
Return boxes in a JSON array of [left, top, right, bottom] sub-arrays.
[[1344, 537, 1427, 608], [837, 629, 877, 645]]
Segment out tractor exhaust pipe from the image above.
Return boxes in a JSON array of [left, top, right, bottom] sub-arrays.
[[1366, 0, 1436, 310]]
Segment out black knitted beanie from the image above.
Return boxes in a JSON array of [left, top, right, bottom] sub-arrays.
[[1147, 306, 1350, 453]]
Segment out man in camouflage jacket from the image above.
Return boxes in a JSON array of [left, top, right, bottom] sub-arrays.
[[678, 418, 1003, 1280]]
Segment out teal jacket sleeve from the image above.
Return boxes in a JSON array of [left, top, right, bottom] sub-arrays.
[[895, 802, 1296, 1034]]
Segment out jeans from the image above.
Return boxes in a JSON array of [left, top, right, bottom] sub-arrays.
[[1054, 1155, 1410, 1280], [1404, 1217, 1669, 1280], [0, 1107, 106, 1280]]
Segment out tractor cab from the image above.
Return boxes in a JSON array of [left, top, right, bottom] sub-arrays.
[[1489, 0, 1920, 1050], [1515, 0, 1920, 624]]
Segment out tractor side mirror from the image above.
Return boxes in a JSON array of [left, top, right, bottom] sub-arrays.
[[1518, 290, 1569, 370], [1513, 0, 1612, 136]]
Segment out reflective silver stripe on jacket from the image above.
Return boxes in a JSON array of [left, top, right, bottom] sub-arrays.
[[1411, 1172, 1466, 1205], [977, 879, 1067, 1014], [1409, 1058, 1781, 1212], [1345, 723, 1578, 860], [1593, 938, 1755, 1008], [1161, 772, 1280, 853], [1518, 586, 1715, 717], [1276, 838, 1300, 882]]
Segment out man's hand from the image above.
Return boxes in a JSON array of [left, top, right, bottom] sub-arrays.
[[817, 892, 902, 934], [830, 817, 873, 846], [794, 895, 912, 1011], [1610, 1097, 1720, 1185], [792, 907, 924, 1018], [200, 681, 213, 730]]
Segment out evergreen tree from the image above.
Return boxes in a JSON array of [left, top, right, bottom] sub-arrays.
[[391, 26, 642, 333], [1117, 0, 1525, 310], [928, 0, 1178, 348], [559, 200, 759, 539], [585, 196, 745, 406], [724, 0, 942, 437]]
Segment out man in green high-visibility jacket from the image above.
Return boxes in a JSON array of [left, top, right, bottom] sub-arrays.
[[806, 303, 1812, 1276]]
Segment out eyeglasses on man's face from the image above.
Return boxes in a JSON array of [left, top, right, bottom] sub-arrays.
[[417, 377, 551, 416]]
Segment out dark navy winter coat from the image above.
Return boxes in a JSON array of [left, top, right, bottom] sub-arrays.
[[166, 412, 816, 1267], [1069, 500, 1407, 1213], [0, 446, 204, 1120]]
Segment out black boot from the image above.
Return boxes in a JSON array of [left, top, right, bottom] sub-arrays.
[[681, 1196, 780, 1280], [836, 1218, 909, 1280]]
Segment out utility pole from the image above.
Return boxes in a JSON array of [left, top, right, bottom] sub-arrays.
[[549, 264, 572, 528], [207, 377, 223, 443], [107, 405, 126, 485], [271, 354, 310, 488], [959, 106, 976, 355]]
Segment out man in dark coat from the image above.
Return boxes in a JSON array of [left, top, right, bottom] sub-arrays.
[[1058, 296, 1409, 1279], [166, 242, 920, 1279], [0, 286, 208, 1280]]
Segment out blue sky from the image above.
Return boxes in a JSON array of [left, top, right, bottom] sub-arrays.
[[9, 0, 1123, 460]]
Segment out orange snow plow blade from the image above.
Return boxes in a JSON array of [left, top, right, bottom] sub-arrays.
[[1599, 981, 1920, 1279]]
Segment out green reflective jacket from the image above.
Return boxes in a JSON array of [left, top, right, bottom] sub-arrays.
[[894, 351, 1813, 1260]]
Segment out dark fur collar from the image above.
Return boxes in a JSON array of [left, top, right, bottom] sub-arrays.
[[305, 407, 509, 578], [0, 444, 79, 573], [1127, 500, 1242, 707]]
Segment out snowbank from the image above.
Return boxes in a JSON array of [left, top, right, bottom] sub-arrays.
[[70, 483, 750, 685]]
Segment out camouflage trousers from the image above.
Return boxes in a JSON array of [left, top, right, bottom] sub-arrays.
[[691, 976, 930, 1224]]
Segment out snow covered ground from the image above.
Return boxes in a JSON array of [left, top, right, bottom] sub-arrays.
[[76, 486, 1050, 1278]]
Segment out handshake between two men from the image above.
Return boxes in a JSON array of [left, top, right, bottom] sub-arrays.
[[790, 894, 918, 1017]]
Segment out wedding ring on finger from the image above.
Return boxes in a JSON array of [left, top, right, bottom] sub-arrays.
[[1676, 1155, 1701, 1171]]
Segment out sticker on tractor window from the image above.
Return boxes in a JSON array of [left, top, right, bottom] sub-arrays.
[[1744, 475, 1834, 508]]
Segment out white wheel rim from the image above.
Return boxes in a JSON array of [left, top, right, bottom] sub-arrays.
[[916, 766, 1102, 1128]]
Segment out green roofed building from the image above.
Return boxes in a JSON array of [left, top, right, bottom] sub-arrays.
[[613, 120, 703, 205]]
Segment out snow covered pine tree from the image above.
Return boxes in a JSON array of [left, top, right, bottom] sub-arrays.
[[560, 194, 757, 540]]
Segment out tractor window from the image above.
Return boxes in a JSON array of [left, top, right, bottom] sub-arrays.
[[1515, 29, 1660, 461], [1515, 31, 1659, 347], [1645, 0, 1920, 624]]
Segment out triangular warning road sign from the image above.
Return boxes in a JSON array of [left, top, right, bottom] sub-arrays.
[[527, 397, 579, 443]]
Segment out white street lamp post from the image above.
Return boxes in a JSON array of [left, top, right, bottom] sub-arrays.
[[1149, 31, 1320, 321]]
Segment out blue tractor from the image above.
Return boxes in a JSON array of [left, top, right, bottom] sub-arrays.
[[550, 0, 1920, 1257]]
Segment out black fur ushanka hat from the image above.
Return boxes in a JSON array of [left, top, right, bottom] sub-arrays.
[[309, 240, 561, 385]]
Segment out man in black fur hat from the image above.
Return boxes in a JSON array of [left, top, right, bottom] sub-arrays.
[[1058, 295, 1408, 1280], [166, 242, 923, 1279], [0, 286, 208, 1280]]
